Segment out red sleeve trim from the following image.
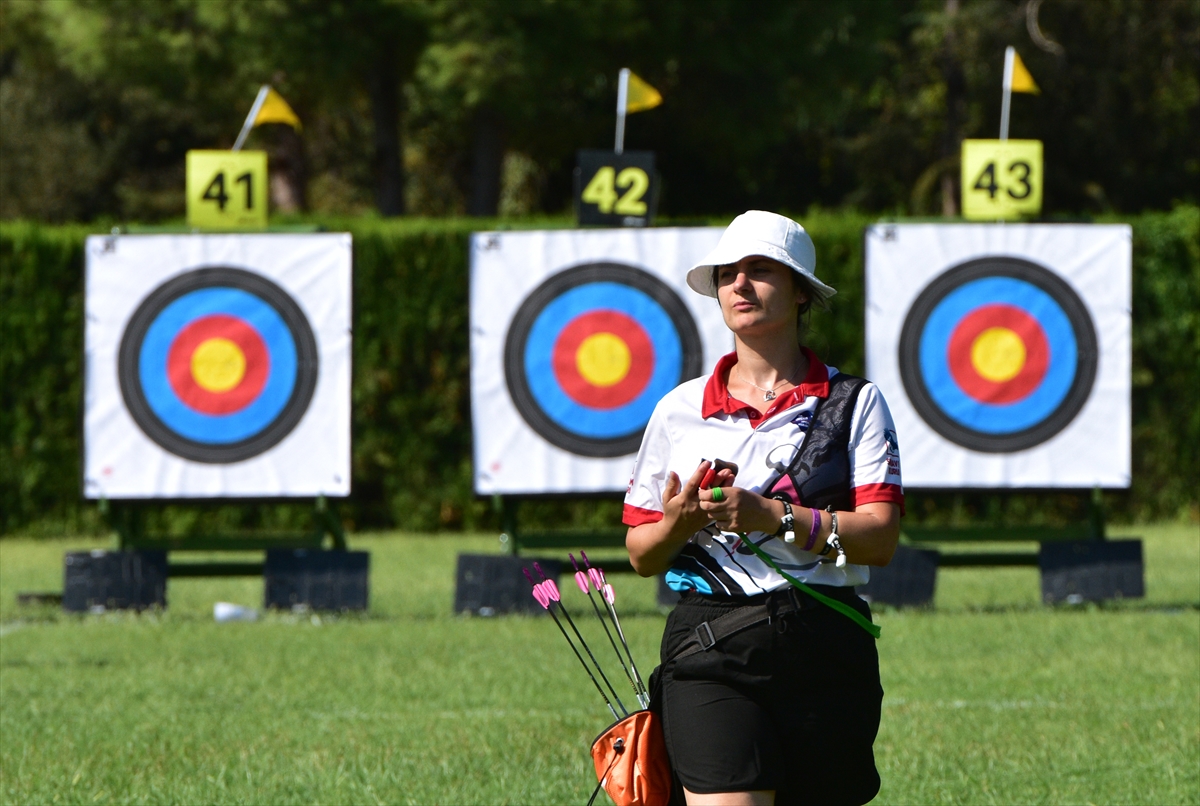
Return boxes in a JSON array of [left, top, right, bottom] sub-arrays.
[[850, 483, 906, 516], [623, 504, 664, 527]]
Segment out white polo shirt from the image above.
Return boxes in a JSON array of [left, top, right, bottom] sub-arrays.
[[623, 349, 904, 595]]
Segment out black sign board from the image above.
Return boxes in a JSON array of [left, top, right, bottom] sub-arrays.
[[1039, 539, 1144, 603], [454, 554, 564, 616], [574, 149, 659, 227]]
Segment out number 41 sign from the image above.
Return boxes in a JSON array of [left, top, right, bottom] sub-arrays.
[[186, 150, 268, 230], [961, 139, 1043, 220]]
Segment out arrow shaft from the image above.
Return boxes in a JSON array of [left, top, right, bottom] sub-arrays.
[[556, 601, 628, 716], [585, 588, 644, 705], [606, 599, 648, 703], [547, 608, 620, 721]]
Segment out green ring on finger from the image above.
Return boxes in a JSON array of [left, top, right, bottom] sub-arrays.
[[711, 486, 724, 502]]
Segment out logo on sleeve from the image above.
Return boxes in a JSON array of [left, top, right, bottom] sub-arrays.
[[884, 428, 901, 476]]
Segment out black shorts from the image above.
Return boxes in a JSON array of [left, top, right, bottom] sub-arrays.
[[657, 587, 882, 805]]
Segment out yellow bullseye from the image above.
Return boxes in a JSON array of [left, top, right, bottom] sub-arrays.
[[576, 332, 631, 387], [971, 327, 1026, 382], [191, 338, 246, 392]]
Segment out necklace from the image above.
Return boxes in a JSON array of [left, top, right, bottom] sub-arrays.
[[736, 359, 801, 402]]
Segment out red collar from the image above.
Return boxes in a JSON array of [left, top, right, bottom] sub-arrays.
[[701, 347, 830, 423]]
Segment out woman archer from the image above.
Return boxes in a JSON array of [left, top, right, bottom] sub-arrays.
[[624, 211, 904, 806]]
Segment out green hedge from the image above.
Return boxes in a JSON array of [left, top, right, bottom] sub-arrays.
[[2, 209, 1196, 537]]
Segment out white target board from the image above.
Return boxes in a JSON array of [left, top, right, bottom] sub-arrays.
[[865, 223, 1131, 488], [84, 233, 351, 498], [471, 228, 731, 494]]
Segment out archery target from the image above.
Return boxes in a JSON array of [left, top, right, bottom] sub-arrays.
[[504, 263, 703, 457], [898, 257, 1098, 452], [866, 224, 1131, 488], [471, 228, 731, 494], [118, 268, 319, 463], [84, 233, 351, 498]]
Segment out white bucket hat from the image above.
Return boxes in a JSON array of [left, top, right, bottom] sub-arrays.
[[686, 210, 836, 301]]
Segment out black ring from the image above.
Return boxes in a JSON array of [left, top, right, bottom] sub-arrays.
[[118, 267, 319, 463]]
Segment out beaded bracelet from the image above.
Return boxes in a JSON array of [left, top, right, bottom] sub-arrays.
[[777, 500, 795, 543], [824, 507, 847, 568]]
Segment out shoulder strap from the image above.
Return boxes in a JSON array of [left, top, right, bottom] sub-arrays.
[[784, 373, 868, 512]]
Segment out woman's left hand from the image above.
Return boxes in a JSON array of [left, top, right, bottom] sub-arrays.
[[699, 485, 783, 535]]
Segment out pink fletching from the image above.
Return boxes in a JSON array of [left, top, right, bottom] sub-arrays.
[[603, 583, 615, 604], [531, 585, 550, 609], [588, 568, 604, 591], [574, 571, 590, 594], [544, 579, 562, 602]]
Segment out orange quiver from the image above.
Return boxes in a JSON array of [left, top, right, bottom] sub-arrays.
[[590, 710, 672, 806]]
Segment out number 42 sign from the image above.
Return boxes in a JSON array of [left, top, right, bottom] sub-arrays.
[[575, 149, 659, 227], [961, 139, 1043, 220], [186, 150, 268, 230]]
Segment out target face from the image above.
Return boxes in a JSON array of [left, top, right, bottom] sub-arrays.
[[118, 267, 318, 463], [504, 263, 703, 457], [898, 257, 1098, 452]]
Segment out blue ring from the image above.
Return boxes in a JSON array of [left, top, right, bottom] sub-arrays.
[[918, 277, 1076, 435], [523, 282, 681, 439], [138, 287, 297, 445]]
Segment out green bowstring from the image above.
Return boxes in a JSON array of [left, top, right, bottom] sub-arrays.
[[739, 535, 882, 640]]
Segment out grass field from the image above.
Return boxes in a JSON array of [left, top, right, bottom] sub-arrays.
[[2, 524, 1197, 805]]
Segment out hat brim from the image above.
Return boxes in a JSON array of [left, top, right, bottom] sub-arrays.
[[685, 240, 837, 301]]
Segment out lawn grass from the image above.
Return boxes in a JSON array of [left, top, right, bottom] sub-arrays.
[[1, 525, 1197, 804]]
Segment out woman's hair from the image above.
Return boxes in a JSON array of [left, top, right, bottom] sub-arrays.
[[711, 265, 818, 344]]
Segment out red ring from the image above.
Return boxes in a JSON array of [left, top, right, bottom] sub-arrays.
[[167, 315, 269, 414], [947, 304, 1049, 404], [552, 311, 654, 409]]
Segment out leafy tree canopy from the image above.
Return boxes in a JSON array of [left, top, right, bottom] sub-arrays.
[[1, 0, 1196, 221]]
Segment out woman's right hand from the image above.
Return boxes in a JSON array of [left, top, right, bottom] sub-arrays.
[[661, 460, 717, 533], [627, 460, 731, 576]]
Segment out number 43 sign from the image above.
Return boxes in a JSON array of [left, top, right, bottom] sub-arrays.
[[961, 139, 1043, 220], [186, 150, 268, 230]]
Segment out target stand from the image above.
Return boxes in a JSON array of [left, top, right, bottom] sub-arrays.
[[80, 232, 361, 611]]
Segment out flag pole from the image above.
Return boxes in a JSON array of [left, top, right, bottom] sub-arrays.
[[999, 46, 1014, 141], [614, 68, 629, 154], [233, 85, 270, 151]]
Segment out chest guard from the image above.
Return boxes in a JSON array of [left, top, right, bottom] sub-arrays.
[[784, 373, 868, 513]]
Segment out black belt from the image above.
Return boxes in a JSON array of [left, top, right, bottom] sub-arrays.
[[667, 586, 859, 663]]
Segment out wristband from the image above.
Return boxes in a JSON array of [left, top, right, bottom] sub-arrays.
[[776, 500, 795, 543], [825, 507, 847, 568], [803, 507, 820, 551]]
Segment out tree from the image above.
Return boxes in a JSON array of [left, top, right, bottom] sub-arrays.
[[238, 0, 430, 216]]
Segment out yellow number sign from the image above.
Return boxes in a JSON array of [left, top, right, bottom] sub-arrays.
[[575, 149, 658, 227], [581, 166, 650, 215], [186, 150, 268, 230], [961, 139, 1043, 220]]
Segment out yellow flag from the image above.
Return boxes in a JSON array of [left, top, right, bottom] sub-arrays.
[[625, 71, 662, 113], [254, 87, 301, 129], [1009, 51, 1039, 95]]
